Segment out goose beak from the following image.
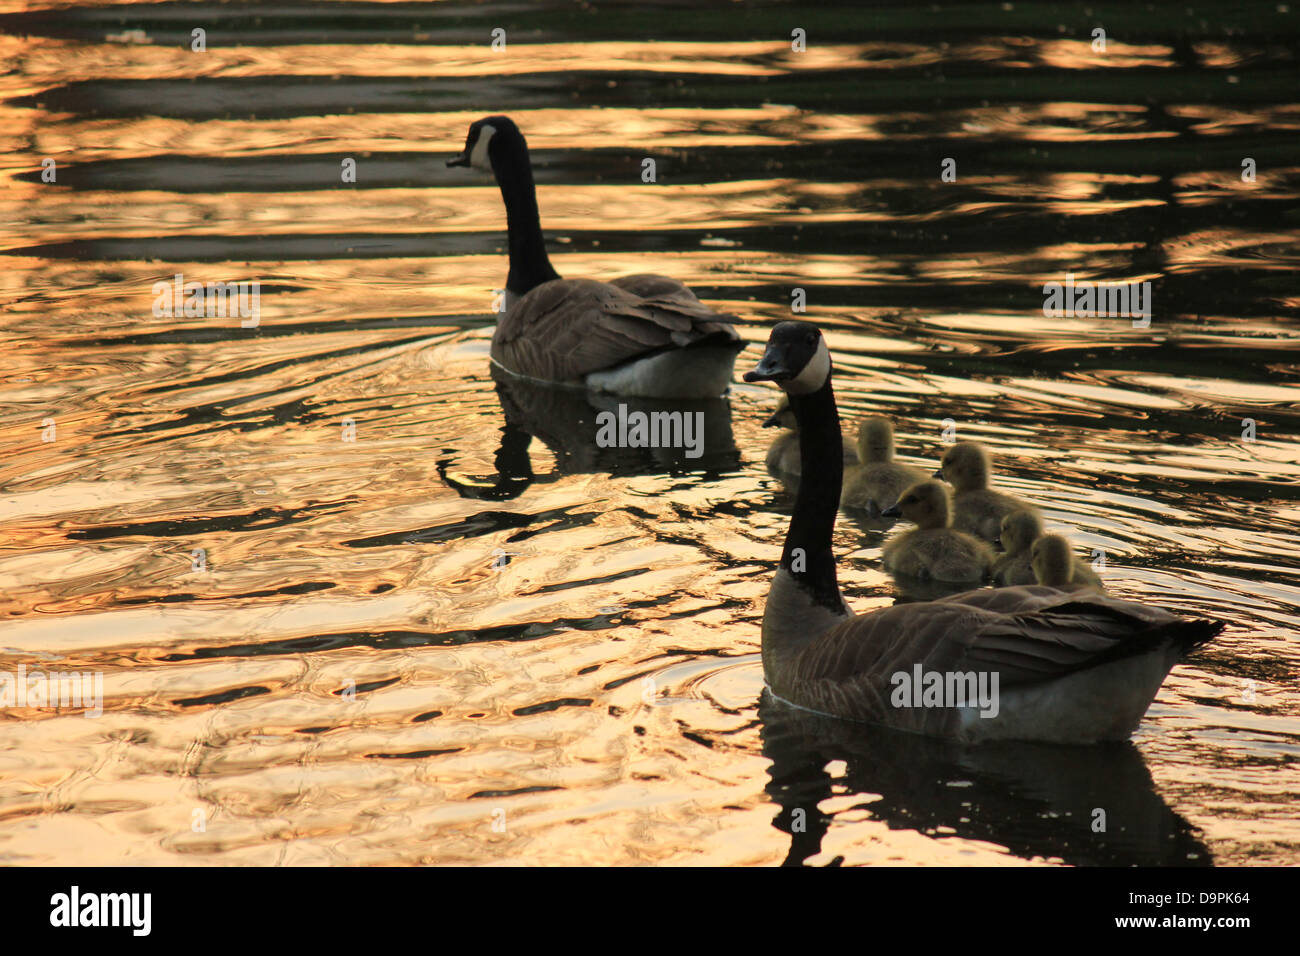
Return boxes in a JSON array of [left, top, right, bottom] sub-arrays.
[[881, 503, 902, 518], [447, 151, 471, 168], [744, 344, 796, 384]]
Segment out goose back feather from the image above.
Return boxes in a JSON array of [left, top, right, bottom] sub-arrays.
[[492, 277, 740, 387], [776, 586, 1217, 741]]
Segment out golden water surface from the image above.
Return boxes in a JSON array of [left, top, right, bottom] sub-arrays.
[[1, 1, 1298, 865]]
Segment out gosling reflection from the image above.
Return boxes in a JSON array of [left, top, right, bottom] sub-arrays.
[[760, 695, 1212, 867], [439, 366, 740, 500]]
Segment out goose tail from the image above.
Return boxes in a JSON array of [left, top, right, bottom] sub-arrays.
[[1081, 612, 1223, 673], [681, 327, 746, 352], [1159, 616, 1224, 656], [996, 599, 1224, 678]]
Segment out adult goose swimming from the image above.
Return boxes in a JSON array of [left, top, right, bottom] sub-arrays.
[[447, 116, 743, 398], [743, 321, 1222, 743]]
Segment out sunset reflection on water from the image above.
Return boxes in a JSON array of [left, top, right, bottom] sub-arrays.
[[0, 1, 1297, 866]]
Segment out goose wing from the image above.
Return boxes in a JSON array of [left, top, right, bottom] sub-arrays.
[[783, 587, 1219, 727], [492, 277, 739, 383], [607, 274, 701, 301]]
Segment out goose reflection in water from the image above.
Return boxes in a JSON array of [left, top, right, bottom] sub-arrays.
[[759, 696, 1211, 868], [437, 364, 740, 501]]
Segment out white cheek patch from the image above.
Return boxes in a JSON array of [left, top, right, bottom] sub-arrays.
[[470, 124, 497, 171], [782, 339, 830, 395]]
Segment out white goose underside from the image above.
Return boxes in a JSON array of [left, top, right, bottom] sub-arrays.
[[954, 648, 1179, 743]]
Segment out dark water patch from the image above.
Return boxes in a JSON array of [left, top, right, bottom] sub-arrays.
[[511, 698, 593, 717], [342, 504, 589, 548], [172, 684, 272, 708], [367, 748, 463, 759], [154, 602, 665, 662], [67, 500, 352, 541]]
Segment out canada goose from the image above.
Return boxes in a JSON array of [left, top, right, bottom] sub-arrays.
[[447, 116, 743, 398], [879, 480, 994, 584], [743, 320, 1222, 743], [763, 395, 856, 477], [994, 511, 1103, 589], [841, 417, 928, 515], [935, 441, 1038, 545], [1031, 533, 1105, 589]]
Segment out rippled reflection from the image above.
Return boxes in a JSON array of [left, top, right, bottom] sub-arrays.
[[1, 0, 1297, 866], [438, 366, 740, 499], [761, 696, 1212, 867]]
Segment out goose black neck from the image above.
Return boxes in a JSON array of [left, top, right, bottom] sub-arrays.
[[492, 139, 561, 297], [782, 377, 843, 610]]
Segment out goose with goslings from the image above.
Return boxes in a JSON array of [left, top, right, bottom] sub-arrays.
[[742, 321, 1222, 744]]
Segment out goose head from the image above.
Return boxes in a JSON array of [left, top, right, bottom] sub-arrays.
[[884, 479, 952, 529], [743, 321, 830, 395], [446, 115, 559, 302], [936, 441, 990, 492], [1000, 508, 1043, 554], [857, 416, 895, 463], [447, 115, 523, 175], [763, 395, 797, 430], [1031, 533, 1075, 586]]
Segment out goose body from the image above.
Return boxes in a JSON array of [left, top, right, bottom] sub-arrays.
[[743, 321, 1221, 744], [763, 396, 856, 476], [449, 116, 742, 398], [937, 442, 1039, 544], [840, 417, 927, 515]]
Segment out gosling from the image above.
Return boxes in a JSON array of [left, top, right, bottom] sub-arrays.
[[881, 479, 994, 584], [994, 510, 1104, 588], [1031, 533, 1105, 590], [992, 509, 1044, 585], [764, 395, 856, 477], [840, 417, 928, 516], [936, 441, 1039, 545]]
